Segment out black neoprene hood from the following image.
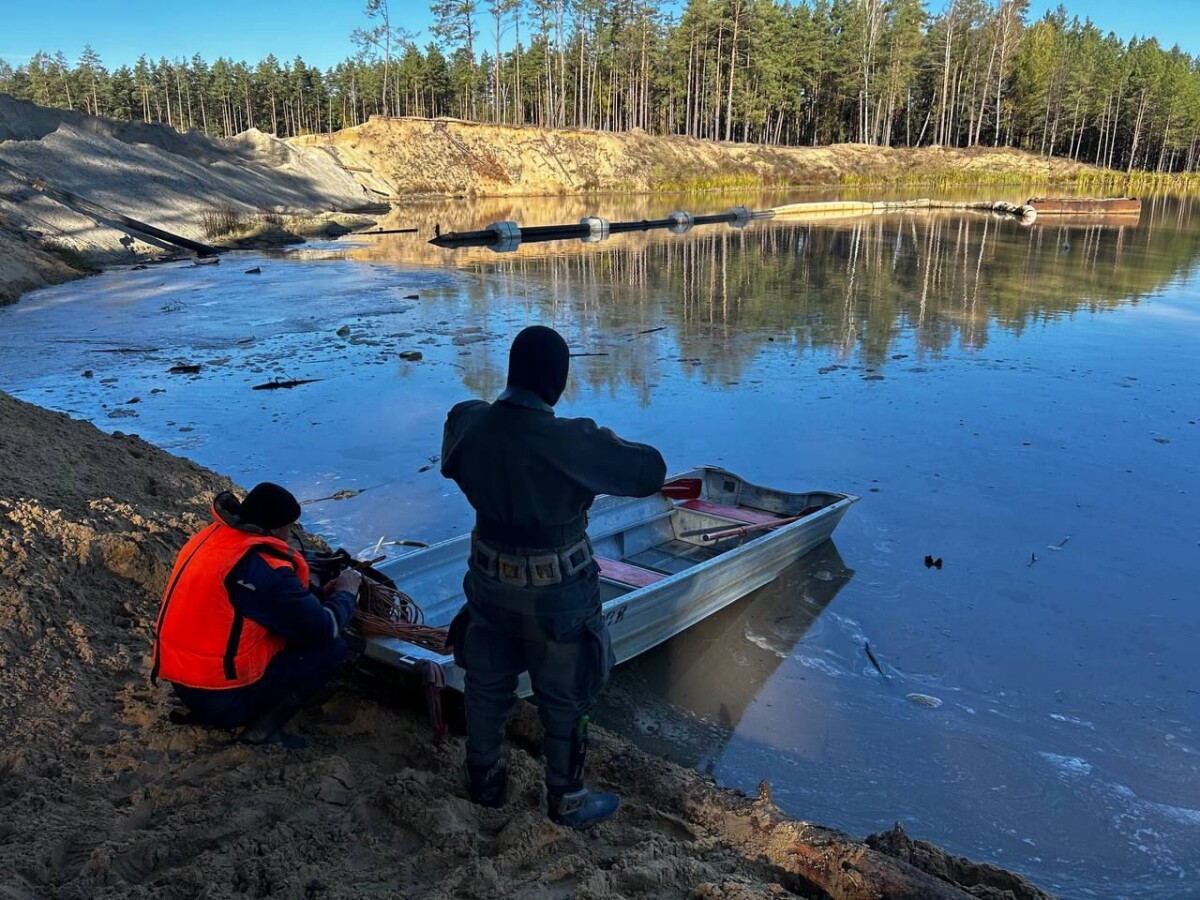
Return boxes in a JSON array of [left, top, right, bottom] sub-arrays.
[[506, 325, 570, 406]]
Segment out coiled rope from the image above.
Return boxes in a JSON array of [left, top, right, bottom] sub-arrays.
[[354, 576, 449, 652]]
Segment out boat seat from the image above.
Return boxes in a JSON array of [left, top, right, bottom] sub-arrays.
[[678, 499, 785, 526], [595, 556, 666, 588]]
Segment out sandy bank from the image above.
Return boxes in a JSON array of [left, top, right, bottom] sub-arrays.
[[294, 116, 1100, 199], [0, 389, 1051, 899], [0, 94, 372, 304]]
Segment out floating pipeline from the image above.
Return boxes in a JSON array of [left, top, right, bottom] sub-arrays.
[[426, 199, 1040, 252], [428, 206, 764, 250]]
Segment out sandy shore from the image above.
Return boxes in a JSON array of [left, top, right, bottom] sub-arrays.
[[0, 389, 1052, 899]]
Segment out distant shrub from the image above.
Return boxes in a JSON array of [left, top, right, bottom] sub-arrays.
[[200, 204, 246, 239], [257, 207, 284, 227]]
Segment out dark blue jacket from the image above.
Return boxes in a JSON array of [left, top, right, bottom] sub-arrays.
[[227, 553, 356, 650]]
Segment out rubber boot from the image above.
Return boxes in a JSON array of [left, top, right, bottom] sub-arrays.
[[240, 693, 307, 750], [466, 759, 509, 808], [548, 785, 620, 830]]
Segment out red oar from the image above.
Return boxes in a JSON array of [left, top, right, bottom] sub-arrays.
[[660, 478, 702, 500]]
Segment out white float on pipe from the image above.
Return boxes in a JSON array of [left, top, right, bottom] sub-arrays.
[[667, 211, 694, 234], [485, 220, 522, 253], [579, 216, 611, 243]]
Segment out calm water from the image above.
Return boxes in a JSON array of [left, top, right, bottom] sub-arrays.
[[2, 189, 1198, 898]]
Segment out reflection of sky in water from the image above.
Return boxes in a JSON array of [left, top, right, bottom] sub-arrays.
[[2, 190, 1199, 897]]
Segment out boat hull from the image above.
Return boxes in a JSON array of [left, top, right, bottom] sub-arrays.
[[363, 466, 858, 696]]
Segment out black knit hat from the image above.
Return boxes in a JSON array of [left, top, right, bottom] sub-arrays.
[[239, 482, 302, 530], [507, 325, 570, 406]]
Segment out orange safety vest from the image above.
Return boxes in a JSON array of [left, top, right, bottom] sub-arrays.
[[151, 512, 310, 690]]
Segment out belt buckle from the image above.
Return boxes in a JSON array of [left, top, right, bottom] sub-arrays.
[[560, 538, 592, 577], [497, 553, 528, 587], [528, 552, 562, 587], [473, 541, 499, 578]]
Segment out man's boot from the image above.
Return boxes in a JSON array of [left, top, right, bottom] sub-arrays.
[[546, 713, 617, 827], [240, 693, 307, 750], [466, 759, 509, 808], [548, 785, 620, 829]]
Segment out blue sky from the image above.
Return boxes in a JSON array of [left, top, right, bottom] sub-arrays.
[[1, 0, 1196, 71]]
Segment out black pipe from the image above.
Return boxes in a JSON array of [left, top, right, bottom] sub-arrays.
[[429, 210, 742, 248]]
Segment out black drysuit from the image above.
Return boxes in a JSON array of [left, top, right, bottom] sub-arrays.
[[441, 385, 666, 789]]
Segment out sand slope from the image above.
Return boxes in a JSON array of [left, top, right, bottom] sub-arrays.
[[0, 390, 1051, 899], [0, 95, 371, 304]]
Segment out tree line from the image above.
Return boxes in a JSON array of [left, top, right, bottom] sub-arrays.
[[3, 0, 1200, 173]]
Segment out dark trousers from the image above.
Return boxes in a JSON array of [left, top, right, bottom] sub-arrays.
[[455, 565, 613, 791], [172, 638, 348, 730]]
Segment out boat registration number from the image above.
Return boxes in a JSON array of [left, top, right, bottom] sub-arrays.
[[601, 605, 627, 627]]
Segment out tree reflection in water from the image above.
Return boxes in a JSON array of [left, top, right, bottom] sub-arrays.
[[356, 192, 1200, 405]]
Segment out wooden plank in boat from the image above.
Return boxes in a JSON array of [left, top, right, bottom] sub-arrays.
[[679, 499, 783, 526], [596, 556, 667, 588]]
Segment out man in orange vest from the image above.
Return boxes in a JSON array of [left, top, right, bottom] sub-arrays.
[[152, 482, 360, 749]]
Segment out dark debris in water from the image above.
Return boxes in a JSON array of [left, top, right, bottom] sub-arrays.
[[301, 488, 365, 505], [864, 643, 887, 679], [923, 554, 943, 570], [251, 378, 323, 391]]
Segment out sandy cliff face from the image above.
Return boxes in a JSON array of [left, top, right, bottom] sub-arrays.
[[294, 115, 1097, 199]]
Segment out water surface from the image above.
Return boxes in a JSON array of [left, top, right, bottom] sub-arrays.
[[2, 189, 1197, 897]]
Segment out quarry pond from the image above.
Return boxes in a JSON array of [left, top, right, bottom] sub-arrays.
[[2, 189, 1198, 898]]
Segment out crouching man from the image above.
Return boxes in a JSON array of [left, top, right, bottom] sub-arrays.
[[151, 482, 360, 748]]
